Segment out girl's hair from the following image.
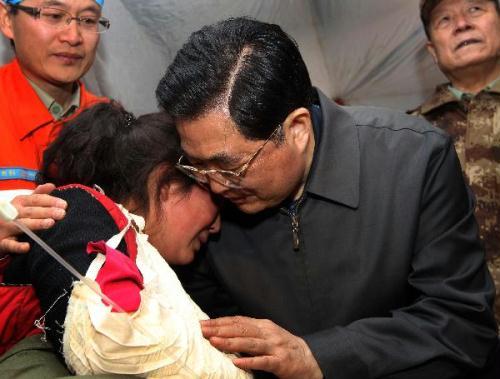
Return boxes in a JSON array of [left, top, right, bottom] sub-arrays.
[[39, 101, 193, 214]]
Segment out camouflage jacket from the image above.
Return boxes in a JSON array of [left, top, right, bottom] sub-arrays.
[[411, 83, 500, 260]]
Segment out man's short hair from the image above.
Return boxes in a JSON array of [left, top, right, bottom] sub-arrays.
[[420, 0, 500, 39], [156, 17, 313, 140]]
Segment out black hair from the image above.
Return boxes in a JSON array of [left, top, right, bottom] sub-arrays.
[[156, 17, 313, 140], [38, 101, 193, 215], [421, 0, 500, 39]]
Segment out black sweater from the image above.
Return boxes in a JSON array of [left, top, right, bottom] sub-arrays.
[[5, 187, 129, 353]]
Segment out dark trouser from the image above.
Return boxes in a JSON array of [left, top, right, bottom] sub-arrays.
[[0, 335, 135, 379]]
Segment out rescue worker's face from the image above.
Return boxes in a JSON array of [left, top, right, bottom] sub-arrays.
[[0, 0, 101, 93]]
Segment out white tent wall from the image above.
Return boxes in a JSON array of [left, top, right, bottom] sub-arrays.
[[311, 0, 447, 109], [0, 0, 447, 115]]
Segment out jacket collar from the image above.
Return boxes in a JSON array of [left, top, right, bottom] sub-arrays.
[[487, 77, 500, 94], [6, 59, 89, 140], [5, 59, 54, 139], [305, 88, 360, 209], [418, 83, 457, 114], [420, 79, 500, 114], [27, 78, 81, 120]]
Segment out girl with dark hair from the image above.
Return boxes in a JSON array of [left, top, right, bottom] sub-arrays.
[[2, 101, 252, 378]]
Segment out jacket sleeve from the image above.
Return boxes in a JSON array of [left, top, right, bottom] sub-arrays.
[[303, 137, 498, 379]]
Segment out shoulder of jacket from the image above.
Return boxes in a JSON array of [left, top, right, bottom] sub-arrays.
[[344, 105, 446, 137]]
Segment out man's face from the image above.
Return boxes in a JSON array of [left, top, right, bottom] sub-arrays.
[[426, 0, 500, 73], [0, 0, 100, 91], [176, 111, 310, 214]]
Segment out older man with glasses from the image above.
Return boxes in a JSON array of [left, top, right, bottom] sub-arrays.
[[157, 17, 499, 379], [176, 124, 283, 190], [0, 0, 109, 375]]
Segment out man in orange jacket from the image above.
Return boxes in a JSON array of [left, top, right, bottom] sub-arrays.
[[0, 0, 108, 195], [0, 0, 109, 253], [0, 0, 109, 360]]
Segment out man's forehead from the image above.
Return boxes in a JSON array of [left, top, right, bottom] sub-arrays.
[[178, 112, 240, 143], [177, 115, 253, 163], [431, 0, 493, 13]]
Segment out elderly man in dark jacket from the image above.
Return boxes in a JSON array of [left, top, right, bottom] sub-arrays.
[[158, 17, 498, 379]]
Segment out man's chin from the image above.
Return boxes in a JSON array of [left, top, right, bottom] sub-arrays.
[[231, 196, 285, 214], [233, 199, 269, 214], [452, 51, 493, 69]]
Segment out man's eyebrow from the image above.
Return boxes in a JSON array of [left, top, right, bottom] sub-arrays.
[[40, 0, 65, 7], [430, 7, 450, 21], [40, 0, 101, 14], [210, 152, 243, 165], [465, 0, 488, 6], [186, 151, 243, 166]]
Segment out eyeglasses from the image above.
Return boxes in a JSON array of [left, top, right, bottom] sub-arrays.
[[11, 4, 110, 34], [176, 124, 282, 189]]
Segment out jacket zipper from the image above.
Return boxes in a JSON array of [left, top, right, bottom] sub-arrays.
[[281, 195, 306, 251]]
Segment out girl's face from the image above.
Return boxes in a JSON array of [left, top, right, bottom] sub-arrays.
[[144, 180, 221, 265]]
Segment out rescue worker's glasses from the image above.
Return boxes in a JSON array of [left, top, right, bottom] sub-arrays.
[[176, 124, 282, 189], [10, 5, 110, 33]]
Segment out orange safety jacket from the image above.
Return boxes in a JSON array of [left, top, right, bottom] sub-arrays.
[[0, 58, 104, 190], [0, 59, 105, 356]]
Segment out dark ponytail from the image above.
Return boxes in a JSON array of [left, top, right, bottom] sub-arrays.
[[39, 101, 193, 213]]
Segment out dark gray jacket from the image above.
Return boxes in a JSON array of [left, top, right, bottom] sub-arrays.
[[177, 89, 498, 379]]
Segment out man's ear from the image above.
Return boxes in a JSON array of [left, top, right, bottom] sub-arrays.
[[283, 107, 313, 152], [0, 3, 15, 40], [426, 40, 438, 64]]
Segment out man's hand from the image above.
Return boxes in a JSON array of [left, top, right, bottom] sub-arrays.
[[0, 184, 67, 255], [201, 316, 323, 379]]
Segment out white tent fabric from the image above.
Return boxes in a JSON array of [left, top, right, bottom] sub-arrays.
[[0, 0, 448, 115]]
